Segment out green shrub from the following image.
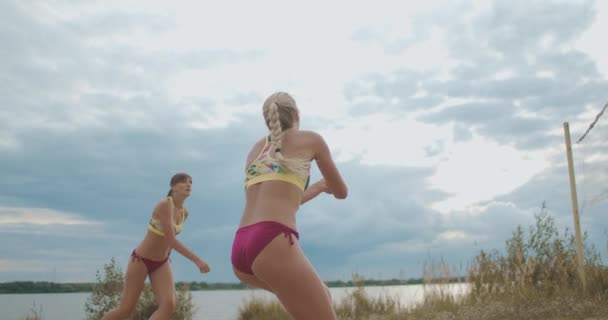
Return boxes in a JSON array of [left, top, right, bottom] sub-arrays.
[[84, 258, 197, 320]]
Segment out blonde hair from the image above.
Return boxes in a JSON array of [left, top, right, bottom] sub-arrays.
[[262, 92, 310, 176]]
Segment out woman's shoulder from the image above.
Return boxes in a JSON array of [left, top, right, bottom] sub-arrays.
[[291, 130, 321, 139], [246, 137, 268, 157], [294, 130, 325, 146], [153, 197, 172, 211]]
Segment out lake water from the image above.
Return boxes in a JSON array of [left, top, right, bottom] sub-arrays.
[[1, 284, 469, 320]]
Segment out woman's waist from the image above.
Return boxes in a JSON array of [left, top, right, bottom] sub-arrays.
[[136, 234, 173, 260], [239, 210, 297, 230]]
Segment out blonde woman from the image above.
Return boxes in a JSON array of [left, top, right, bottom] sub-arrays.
[[231, 92, 348, 319], [102, 173, 210, 320]]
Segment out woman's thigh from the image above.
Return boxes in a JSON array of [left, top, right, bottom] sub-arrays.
[[252, 236, 336, 320]]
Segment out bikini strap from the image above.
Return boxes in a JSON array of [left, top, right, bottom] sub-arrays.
[[281, 229, 300, 245]]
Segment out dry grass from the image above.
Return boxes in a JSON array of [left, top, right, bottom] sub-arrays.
[[18, 301, 43, 320], [237, 296, 290, 320], [239, 209, 608, 320], [334, 278, 403, 320]]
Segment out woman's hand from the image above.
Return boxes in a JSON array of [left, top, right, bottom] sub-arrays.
[[301, 178, 333, 205], [313, 178, 332, 194], [195, 258, 210, 273]]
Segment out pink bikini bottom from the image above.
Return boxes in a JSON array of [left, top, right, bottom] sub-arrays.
[[231, 221, 299, 275], [131, 250, 169, 274]]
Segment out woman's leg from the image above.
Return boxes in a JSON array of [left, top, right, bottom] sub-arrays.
[[101, 256, 148, 320], [252, 236, 336, 320], [148, 262, 176, 320]]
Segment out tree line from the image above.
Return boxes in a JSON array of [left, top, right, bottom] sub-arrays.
[[0, 277, 456, 294]]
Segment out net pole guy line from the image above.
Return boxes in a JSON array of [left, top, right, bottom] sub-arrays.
[[577, 101, 607, 144], [563, 122, 587, 292]]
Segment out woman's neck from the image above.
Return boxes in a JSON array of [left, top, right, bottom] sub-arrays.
[[171, 195, 185, 208]]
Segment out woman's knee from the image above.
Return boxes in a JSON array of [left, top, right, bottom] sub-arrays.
[[112, 305, 136, 318], [159, 297, 176, 313]]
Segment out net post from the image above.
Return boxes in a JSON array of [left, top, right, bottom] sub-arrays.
[[563, 121, 587, 292]]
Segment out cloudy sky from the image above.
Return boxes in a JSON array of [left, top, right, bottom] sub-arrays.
[[1, 0, 607, 283]]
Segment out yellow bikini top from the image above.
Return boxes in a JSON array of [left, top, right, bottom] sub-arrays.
[[148, 197, 188, 237], [244, 136, 310, 192]]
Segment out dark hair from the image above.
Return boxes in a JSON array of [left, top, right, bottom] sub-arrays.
[[167, 172, 192, 197]]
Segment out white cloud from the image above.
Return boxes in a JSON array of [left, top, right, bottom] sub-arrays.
[[0, 207, 101, 226], [322, 113, 452, 167], [375, 239, 433, 255], [428, 135, 551, 213], [0, 259, 47, 272], [0, 135, 20, 151], [576, 0, 608, 78], [323, 111, 553, 214], [438, 230, 468, 241], [120, 0, 463, 125]]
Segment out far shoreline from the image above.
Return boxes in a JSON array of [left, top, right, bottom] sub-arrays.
[[0, 277, 465, 294]]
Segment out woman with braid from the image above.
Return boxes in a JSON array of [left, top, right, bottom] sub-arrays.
[[231, 92, 348, 319], [102, 173, 210, 320]]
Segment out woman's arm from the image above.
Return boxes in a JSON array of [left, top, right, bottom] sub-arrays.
[[301, 178, 331, 205], [312, 133, 348, 199], [157, 200, 209, 272]]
